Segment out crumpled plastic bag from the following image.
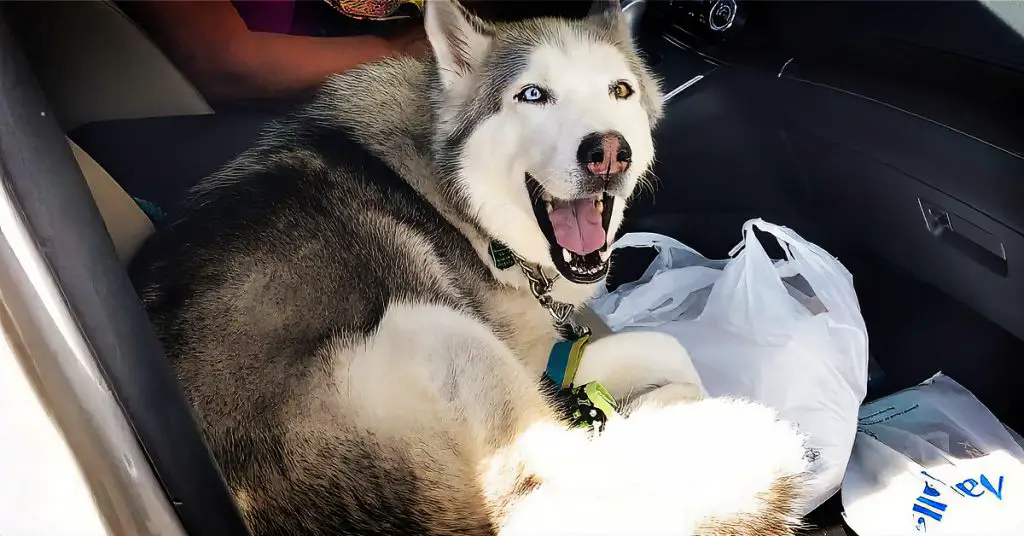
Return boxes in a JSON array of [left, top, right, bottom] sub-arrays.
[[589, 219, 870, 514], [842, 373, 1024, 535]]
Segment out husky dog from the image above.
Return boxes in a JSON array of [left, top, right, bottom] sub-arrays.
[[129, 1, 810, 534]]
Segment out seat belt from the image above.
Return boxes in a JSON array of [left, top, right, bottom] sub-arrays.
[[67, 138, 155, 264]]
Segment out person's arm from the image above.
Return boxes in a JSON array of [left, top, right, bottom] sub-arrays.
[[124, 1, 425, 104]]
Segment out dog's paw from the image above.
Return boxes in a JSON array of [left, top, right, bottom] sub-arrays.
[[499, 397, 810, 536], [573, 331, 708, 403], [623, 382, 705, 412]]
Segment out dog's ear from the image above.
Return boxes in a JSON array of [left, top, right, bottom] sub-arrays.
[[424, 0, 493, 88], [586, 0, 629, 38]]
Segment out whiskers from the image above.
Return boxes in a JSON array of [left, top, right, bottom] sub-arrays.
[[630, 159, 662, 203], [637, 170, 660, 198], [527, 173, 561, 199]]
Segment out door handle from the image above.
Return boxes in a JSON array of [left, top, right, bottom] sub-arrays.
[[919, 198, 1008, 277]]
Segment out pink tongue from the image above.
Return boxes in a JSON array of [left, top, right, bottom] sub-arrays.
[[549, 199, 606, 255]]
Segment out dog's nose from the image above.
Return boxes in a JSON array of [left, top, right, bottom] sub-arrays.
[[577, 132, 631, 176]]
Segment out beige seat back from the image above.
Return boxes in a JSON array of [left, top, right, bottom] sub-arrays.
[[7, 0, 212, 131], [68, 139, 155, 264]]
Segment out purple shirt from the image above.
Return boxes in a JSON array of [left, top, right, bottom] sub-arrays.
[[231, 0, 316, 35]]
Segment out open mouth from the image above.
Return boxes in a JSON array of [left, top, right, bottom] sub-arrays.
[[527, 175, 614, 284]]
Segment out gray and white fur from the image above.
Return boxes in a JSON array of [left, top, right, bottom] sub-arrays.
[[129, 1, 810, 534]]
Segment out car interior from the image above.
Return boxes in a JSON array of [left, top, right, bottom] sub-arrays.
[[1, 1, 1022, 535]]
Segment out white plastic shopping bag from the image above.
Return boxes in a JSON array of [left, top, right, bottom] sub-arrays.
[[842, 373, 1024, 535], [589, 219, 870, 514]]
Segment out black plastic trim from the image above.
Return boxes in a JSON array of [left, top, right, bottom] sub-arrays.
[[0, 9, 250, 536], [782, 37, 1024, 159], [776, 76, 1024, 237], [636, 31, 718, 99], [785, 130, 1024, 342]]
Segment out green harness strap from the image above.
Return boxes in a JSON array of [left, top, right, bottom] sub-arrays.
[[545, 335, 617, 431]]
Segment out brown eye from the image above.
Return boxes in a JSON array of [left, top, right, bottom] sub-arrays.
[[611, 80, 634, 100]]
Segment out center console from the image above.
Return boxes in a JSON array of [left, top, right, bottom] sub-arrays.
[[662, 0, 746, 39]]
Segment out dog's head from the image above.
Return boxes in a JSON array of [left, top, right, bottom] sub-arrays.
[[426, 0, 662, 284]]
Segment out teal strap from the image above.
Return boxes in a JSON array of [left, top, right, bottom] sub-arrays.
[[545, 335, 591, 388]]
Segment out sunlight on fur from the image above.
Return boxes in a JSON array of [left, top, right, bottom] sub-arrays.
[[484, 399, 810, 535]]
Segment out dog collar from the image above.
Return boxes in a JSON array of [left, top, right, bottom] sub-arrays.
[[570, 382, 616, 432], [546, 335, 591, 388], [544, 335, 616, 432], [492, 241, 612, 429], [488, 240, 590, 339]]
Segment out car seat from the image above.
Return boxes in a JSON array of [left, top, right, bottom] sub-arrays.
[[4, 0, 211, 132], [68, 139, 155, 264]]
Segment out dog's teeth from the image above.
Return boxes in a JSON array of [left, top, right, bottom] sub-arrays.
[[546, 201, 553, 214], [562, 248, 572, 263], [600, 249, 611, 261], [595, 199, 604, 213]]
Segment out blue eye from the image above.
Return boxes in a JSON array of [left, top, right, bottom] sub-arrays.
[[515, 84, 551, 104]]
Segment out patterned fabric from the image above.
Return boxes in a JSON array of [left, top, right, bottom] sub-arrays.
[[322, 0, 423, 21]]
